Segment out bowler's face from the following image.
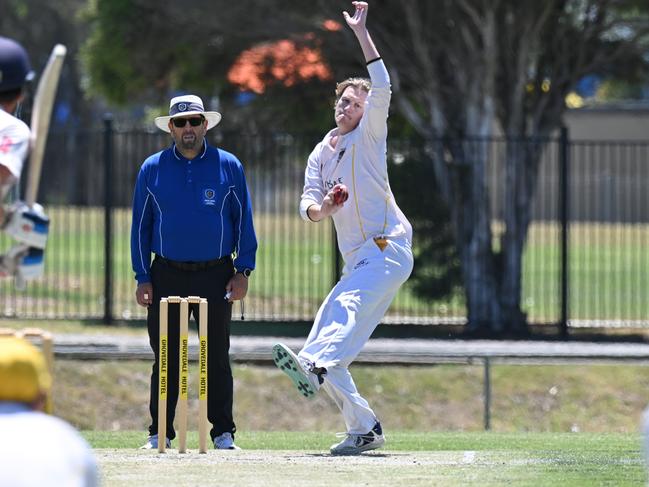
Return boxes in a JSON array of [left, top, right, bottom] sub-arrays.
[[334, 86, 367, 135], [169, 117, 207, 152]]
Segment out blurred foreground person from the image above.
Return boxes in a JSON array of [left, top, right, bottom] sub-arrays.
[[0, 336, 99, 486]]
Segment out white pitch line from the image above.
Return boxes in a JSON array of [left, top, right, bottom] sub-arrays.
[[463, 451, 476, 463]]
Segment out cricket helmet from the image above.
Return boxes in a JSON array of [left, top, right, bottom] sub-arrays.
[[0, 36, 34, 93]]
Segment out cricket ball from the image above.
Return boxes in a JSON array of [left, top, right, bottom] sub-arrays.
[[332, 184, 349, 205]]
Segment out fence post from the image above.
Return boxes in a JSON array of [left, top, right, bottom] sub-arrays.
[[103, 114, 114, 324], [483, 357, 491, 430], [559, 126, 570, 337]]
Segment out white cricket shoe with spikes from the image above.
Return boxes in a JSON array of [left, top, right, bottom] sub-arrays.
[[272, 343, 322, 399], [330, 421, 385, 455]]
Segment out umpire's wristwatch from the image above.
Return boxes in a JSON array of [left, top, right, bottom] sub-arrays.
[[237, 268, 252, 278]]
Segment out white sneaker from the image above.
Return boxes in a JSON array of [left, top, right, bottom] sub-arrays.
[[330, 422, 385, 455], [140, 434, 171, 450], [272, 343, 321, 399], [214, 432, 241, 450]]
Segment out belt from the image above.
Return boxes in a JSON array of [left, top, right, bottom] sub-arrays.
[[155, 255, 231, 271]]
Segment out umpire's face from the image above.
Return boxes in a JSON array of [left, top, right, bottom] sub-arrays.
[[168, 116, 208, 153]]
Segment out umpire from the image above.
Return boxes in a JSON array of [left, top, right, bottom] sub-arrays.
[[131, 94, 257, 450]]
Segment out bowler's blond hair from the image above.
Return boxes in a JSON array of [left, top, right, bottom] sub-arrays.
[[334, 77, 371, 104]]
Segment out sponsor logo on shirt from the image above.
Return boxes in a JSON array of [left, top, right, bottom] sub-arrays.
[[325, 178, 343, 190], [0, 136, 13, 154], [353, 258, 369, 271], [203, 188, 216, 206]]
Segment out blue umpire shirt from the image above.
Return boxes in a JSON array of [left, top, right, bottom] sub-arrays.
[[131, 141, 257, 285]]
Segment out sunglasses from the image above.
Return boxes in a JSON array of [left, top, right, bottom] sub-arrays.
[[172, 117, 205, 128]]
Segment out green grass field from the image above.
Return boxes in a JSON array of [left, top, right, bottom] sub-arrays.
[[87, 431, 645, 486], [1, 208, 648, 323]]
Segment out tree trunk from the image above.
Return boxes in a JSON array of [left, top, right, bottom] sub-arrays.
[[499, 137, 547, 333], [500, 140, 529, 332], [449, 139, 502, 334]]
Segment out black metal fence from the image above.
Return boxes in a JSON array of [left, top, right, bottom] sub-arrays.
[[1, 121, 648, 329]]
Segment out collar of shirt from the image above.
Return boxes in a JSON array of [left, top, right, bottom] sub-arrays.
[[172, 140, 208, 161]]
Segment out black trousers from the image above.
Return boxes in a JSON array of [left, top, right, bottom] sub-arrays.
[[146, 256, 235, 441]]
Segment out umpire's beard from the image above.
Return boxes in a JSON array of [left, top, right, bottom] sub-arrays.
[[179, 133, 202, 151], [176, 134, 205, 153]]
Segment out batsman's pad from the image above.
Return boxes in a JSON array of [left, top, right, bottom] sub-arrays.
[[18, 247, 45, 281], [3, 202, 49, 249]]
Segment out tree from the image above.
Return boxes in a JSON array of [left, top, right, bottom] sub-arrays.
[[79, 0, 366, 134], [314, 0, 649, 334], [80, 0, 333, 107], [388, 141, 463, 304]]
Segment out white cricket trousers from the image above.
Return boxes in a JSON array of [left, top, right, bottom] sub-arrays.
[[299, 236, 413, 434]]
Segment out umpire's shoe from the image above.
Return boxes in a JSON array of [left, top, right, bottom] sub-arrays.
[[330, 421, 385, 455], [272, 343, 323, 399], [213, 432, 241, 450]]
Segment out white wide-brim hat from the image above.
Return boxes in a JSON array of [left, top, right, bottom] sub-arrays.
[[154, 94, 222, 133]]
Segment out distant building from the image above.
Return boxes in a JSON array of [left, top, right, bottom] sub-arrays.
[[564, 102, 649, 141]]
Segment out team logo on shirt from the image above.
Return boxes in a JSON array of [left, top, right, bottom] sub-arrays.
[[203, 188, 216, 206]]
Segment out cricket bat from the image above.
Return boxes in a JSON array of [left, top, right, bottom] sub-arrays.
[[24, 44, 67, 207]]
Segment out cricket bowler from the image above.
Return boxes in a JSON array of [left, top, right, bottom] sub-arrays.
[[273, 1, 414, 455]]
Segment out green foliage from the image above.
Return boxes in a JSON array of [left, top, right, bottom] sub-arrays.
[[219, 80, 335, 134], [79, 0, 330, 111], [596, 79, 649, 101], [388, 147, 462, 301], [81, 0, 173, 104]]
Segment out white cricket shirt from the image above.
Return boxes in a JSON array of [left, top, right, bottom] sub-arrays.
[[0, 402, 99, 487], [300, 59, 412, 260], [0, 107, 30, 180]]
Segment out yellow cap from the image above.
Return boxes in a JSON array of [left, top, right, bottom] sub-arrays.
[[0, 336, 51, 403]]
